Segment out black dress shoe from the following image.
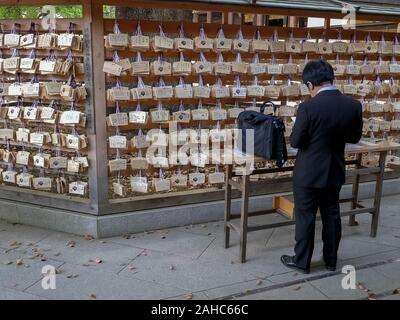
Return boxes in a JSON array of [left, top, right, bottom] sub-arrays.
[[323, 259, 336, 271], [325, 265, 336, 272], [280, 255, 310, 274]]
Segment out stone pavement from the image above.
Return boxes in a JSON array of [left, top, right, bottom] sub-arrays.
[[0, 195, 399, 300]]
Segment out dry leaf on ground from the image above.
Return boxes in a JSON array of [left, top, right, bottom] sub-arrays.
[[183, 293, 193, 300]]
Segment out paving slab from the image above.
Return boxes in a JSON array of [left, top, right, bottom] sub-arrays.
[[165, 292, 211, 300], [342, 222, 400, 249], [197, 233, 299, 278], [308, 267, 396, 300], [0, 222, 53, 250], [378, 293, 400, 300], [119, 249, 260, 292], [313, 237, 396, 263], [199, 278, 275, 299], [237, 282, 328, 300], [34, 232, 144, 274], [0, 286, 47, 300], [25, 263, 186, 300], [108, 229, 215, 260], [371, 260, 400, 288], [0, 249, 64, 291]]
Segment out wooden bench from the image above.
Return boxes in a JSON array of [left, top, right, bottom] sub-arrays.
[[224, 142, 400, 263]]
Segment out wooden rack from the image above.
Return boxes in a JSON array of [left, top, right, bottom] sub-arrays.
[[0, 0, 398, 218]]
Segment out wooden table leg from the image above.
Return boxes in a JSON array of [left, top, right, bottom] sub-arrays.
[[370, 151, 387, 237], [349, 153, 362, 226], [224, 164, 233, 249], [240, 175, 250, 263]]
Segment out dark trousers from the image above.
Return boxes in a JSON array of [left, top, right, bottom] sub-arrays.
[[293, 185, 342, 270]]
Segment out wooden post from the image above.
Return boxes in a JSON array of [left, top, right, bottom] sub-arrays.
[[228, 12, 234, 24], [288, 16, 298, 28], [370, 151, 387, 237], [324, 17, 331, 29], [256, 14, 264, 26], [349, 153, 362, 226], [83, 0, 110, 214], [240, 175, 250, 263], [206, 11, 212, 24], [224, 164, 233, 248]]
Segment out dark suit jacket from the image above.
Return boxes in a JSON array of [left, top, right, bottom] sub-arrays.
[[290, 89, 363, 188]]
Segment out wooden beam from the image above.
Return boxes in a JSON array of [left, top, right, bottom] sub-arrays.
[[95, 0, 400, 22], [103, 19, 400, 40], [3, 0, 82, 5], [83, 0, 110, 213]]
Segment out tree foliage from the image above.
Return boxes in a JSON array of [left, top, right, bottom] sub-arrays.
[[0, 6, 83, 19]]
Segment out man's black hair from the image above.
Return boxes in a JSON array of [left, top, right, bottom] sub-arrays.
[[302, 59, 334, 86]]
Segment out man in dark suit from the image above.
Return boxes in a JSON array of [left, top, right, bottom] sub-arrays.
[[281, 59, 363, 274]]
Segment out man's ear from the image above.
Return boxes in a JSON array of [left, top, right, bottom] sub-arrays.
[[307, 82, 314, 91]]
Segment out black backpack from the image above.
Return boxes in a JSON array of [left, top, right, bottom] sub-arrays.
[[237, 102, 288, 168]]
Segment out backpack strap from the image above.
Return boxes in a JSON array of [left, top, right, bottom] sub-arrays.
[[275, 120, 288, 168]]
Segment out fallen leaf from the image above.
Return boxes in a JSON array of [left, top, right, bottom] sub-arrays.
[[257, 280, 263, 286], [67, 274, 79, 279], [66, 240, 76, 248], [9, 240, 20, 247], [3, 261, 13, 265], [357, 282, 367, 291], [292, 286, 301, 291], [183, 293, 193, 300], [16, 259, 23, 266], [161, 236, 166, 239], [95, 258, 103, 264], [89, 294, 97, 300], [40, 257, 47, 262], [122, 233, 131, 239], [100, 241, 106, 244], [367, 292, 376, 300], [170, 265, 175, 271], [84, 234, 94, 241], [393, 288, 399, 294], [129, 266, 136, 271]]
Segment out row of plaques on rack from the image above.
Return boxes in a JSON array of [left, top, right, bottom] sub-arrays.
[[105, 79, 400, 103], [105, 24, 400, 56]]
